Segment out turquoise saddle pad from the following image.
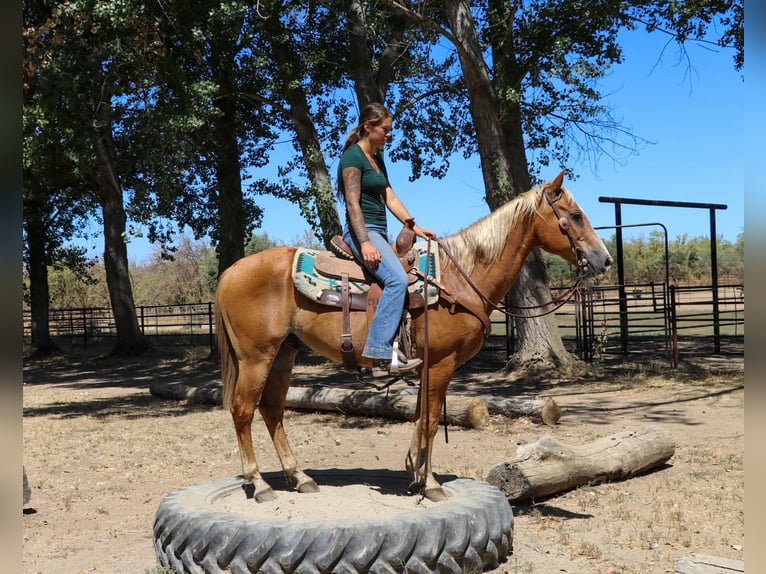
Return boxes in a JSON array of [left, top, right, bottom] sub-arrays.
[[292, 242, 441, 306]]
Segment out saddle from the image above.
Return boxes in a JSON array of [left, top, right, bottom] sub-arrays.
[[292, 224, 440, 372], [323, 226, 420, 306]]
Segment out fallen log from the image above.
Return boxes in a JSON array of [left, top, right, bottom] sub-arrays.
[[481, 396, 562, 425], [485, 425, 675, 502], [150, 381, 222, 405], [284, 386, 490, 429], [149, 382, 490, 429], [674, 553, 744, 574]]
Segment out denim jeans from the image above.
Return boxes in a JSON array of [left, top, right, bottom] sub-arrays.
[[343, 224, 408, 360]]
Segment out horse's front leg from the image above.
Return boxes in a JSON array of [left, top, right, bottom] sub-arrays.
[[406, 418, 446, 501], [405, 371, 452, 502], [259, 344, 319, 495]]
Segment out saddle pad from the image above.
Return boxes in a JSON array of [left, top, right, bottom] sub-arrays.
[[292, 242, 440, 305], [314, 251, 368, 282]]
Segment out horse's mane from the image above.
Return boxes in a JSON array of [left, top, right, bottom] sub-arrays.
[[439, 183, 571, 274]]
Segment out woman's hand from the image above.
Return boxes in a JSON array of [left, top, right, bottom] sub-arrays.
[[413, 224, 436, 240], [360, 241, 381, 266]]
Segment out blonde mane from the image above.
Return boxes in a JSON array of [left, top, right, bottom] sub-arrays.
[[440, 183, 571, 274]]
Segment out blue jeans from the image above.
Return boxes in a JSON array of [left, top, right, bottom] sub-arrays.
[[343, 224, 408, 360]]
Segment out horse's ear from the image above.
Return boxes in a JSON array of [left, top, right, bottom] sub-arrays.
[[543, 169, 566, 202], [553, 169, 565, 189]]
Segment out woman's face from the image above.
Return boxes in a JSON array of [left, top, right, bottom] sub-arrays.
[[366, 118, 393, 149]]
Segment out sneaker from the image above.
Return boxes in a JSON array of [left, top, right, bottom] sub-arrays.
[[390, 354, 423, 374], [370, 356, 423, 378]]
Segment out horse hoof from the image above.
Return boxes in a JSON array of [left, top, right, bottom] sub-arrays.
[[423, 487, 448, 502], [254, 487, 278, 503], [297, 479, 320, 494], [408, 480, 425, 495]]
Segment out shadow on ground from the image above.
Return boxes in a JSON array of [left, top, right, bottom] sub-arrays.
[[23, 335, 742, 422]]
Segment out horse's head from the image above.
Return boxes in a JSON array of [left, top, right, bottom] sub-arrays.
[[538, 170, 613, 277]]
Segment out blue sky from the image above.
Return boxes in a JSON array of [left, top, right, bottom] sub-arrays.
[[114, 27, 744, 262]]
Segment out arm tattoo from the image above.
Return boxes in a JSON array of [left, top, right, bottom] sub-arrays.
[[343, 167, 369, 243]]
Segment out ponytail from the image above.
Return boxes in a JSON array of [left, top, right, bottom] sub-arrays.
[[342, 125, 365, 152]]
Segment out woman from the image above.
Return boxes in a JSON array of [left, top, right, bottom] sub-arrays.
[[337, 103, 436, 377]]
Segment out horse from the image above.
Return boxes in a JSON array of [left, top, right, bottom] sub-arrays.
[[214, 170, 613, 502]]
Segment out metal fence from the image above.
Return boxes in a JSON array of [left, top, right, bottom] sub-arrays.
[[24, 282, 743, 365], [499, 282, 744, 365], [24, 303, 216, 350]]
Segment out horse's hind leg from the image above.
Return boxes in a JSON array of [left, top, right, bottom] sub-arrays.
[[259, 342, 320, 494], [230, 357, 278, 502]]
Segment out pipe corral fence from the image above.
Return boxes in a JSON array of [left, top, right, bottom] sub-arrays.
[[24, 281, 743, 367], [584, 196, 741, 365], [501, 281, 743, 366]]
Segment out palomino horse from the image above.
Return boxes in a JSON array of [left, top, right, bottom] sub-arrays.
[[215, 171, 612, 502]]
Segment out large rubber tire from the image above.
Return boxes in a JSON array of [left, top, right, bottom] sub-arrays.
[[153, 473, 513, 573]]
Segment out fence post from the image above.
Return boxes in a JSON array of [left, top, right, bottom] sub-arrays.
[[82, 308, 88, 348], [670, 285, 678, 368], [208, 302, 214, 354]]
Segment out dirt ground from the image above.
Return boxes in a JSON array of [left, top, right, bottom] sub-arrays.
[[22, 339, 743, 574]]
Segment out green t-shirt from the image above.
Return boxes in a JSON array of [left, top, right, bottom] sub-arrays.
[[337, 143, 389, 229]]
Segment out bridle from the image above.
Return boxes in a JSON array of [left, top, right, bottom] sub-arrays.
[[545, 189, 590, 276]]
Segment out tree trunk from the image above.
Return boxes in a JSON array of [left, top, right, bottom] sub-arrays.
[[93, 126, 148, 356], [23, 197, 57, 355], [149, 380, 222, 405], [346, 0, 407, 107], [346, 0, 383, 106], [149, 381, 490, 429], [442, 0, 517, 207], [283, 387, 489, 428], [482, 396, 562, 425], [507, 250, 573, 370], [262, 14, 342, 246], [441, 0, 571, 370], [485, 426, 675, 502], [212, 78, 246, 275]]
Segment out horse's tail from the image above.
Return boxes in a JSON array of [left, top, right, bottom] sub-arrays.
[[215, 293, 238, 411]]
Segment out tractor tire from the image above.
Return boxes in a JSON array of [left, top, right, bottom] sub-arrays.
[[153, 473, 513, 573]]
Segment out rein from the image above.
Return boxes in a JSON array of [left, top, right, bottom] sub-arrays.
[[433, 236, 583, 319], [416, 240, 432, 490]]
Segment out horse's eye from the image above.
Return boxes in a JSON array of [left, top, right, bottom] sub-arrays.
[[570, 211, 583, 223]]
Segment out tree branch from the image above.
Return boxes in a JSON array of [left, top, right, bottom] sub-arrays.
[[378, 0, 480, 80]]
